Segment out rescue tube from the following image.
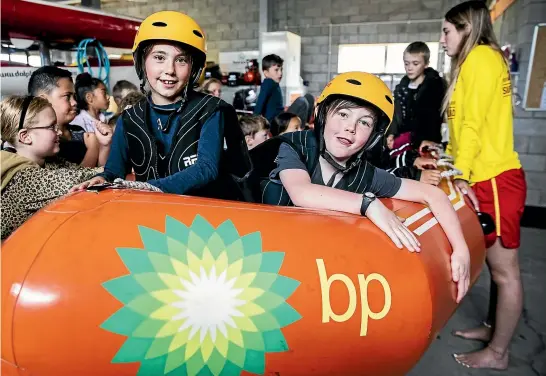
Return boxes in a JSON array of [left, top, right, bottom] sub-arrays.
[[1, 178, 485, 376]]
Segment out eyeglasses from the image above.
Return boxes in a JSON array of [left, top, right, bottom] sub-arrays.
[[29, 124, 60, 132]]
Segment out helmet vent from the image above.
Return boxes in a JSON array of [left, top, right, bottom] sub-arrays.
[[193, 30, 204, 38], [152, 21, 167, 27], [385, 95, 393, 104], [346, 79, 361, 85]]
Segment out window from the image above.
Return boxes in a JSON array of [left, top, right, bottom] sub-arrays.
[[28, 55, 42, 67], [338, 45, 386, 74], [338, 42, 446, 74], [9, 53, 28, 65]]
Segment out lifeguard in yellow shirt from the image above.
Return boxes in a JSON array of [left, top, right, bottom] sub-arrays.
[[440, 0, 526, 371]]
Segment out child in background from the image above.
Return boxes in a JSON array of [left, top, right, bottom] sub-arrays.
[[366, 142, 443, 187], [0, 96, 103, 239], [201, 78, 223, 98], [72, 73, 110, 132], [240, 115, 270, 150], [387, 42, 446, 152], [271, 112, 303, 136], [27, 66, 112, 167], [112, 80, 138, 107], [108, 91, 146, 127], [71, 11, 250, 198], [253, 54, 284, 122]]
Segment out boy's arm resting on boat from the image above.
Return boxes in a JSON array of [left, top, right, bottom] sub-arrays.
[[393, 179, 469, 252], [275, 144, 419, 251], [279, 168, 420, 252], [393, 178, 470, 302], [147, 111, 223, 194]]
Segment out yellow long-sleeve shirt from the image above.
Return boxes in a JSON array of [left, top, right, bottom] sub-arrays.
[[447, 45, 521, 183]]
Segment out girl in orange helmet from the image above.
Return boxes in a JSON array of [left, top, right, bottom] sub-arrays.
[[258, 72, 471, 302], [72, 11, 250, 198]]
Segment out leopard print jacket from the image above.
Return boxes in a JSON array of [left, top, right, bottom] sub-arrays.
[[1, 157, 101, 240]]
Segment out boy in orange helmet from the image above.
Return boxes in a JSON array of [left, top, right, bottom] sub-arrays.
[[258, 72, 471, 302]]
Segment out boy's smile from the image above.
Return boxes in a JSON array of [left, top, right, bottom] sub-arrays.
[[145, 43, 192, 105], [336, 136, 354, 147], [43, 77, 77, 126]]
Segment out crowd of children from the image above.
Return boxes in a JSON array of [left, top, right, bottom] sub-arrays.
[[0, 1, 526, 371]]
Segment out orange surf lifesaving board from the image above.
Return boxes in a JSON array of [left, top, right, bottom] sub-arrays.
[[1, 177, 485, 376]]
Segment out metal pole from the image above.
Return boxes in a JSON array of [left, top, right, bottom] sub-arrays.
[[259, 0, 268, 54], [39, 41, 51, 66], [438, 21, 446, 76]]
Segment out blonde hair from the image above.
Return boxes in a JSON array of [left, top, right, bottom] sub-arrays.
[[0, 96, 53, 145], [441, 0, 507, 113], [201, 78, 222, 94]]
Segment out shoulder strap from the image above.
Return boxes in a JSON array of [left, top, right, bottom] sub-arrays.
[[280, 130, 319, 174], [121, 98, 147, 128]]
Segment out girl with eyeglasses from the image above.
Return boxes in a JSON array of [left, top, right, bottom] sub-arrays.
[[0, 95, 104, 240]]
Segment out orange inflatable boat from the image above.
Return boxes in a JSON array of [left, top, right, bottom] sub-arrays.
[[1, 178, 485, 376]]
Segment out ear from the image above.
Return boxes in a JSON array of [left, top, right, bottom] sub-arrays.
[[17, 129, 33, 145], [85, 91, 94, 104], [245, 135, 253, 146], [37, 93, 49, 101]]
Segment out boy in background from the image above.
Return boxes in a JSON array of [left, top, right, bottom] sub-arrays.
[[240, 115, 271, 150], [28, 66, 111, 167], [111, 80, 138, 108], [254, 54, 284, 122], [387, 42, 445, 152]]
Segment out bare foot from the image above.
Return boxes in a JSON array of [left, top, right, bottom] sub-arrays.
[[453, 346, 509, 370], [452, 325, 492, 342]]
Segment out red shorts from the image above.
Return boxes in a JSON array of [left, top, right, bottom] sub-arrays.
[[473, 169, 526, 249]]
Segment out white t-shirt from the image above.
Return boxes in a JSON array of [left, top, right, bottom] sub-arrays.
[[70, 110, 106, 132]]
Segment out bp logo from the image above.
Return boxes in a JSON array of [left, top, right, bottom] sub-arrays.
[[101, 215, 301, 375]]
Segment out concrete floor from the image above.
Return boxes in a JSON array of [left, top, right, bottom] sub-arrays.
[[408, 228, 546, 376]]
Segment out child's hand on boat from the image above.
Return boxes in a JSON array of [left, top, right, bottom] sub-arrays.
[[450, 246, 471, 303], [70, 176, 107, 193], [420, 170, 442, 186], [365, 199, 421, 252], [414, 157, 437, 170]]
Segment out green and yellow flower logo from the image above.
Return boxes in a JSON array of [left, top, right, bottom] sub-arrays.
[[101, 215, 301, 376]]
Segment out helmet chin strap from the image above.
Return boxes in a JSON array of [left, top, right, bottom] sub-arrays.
[[321, 151, 348, 172], [318, 122, 384, 174]]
